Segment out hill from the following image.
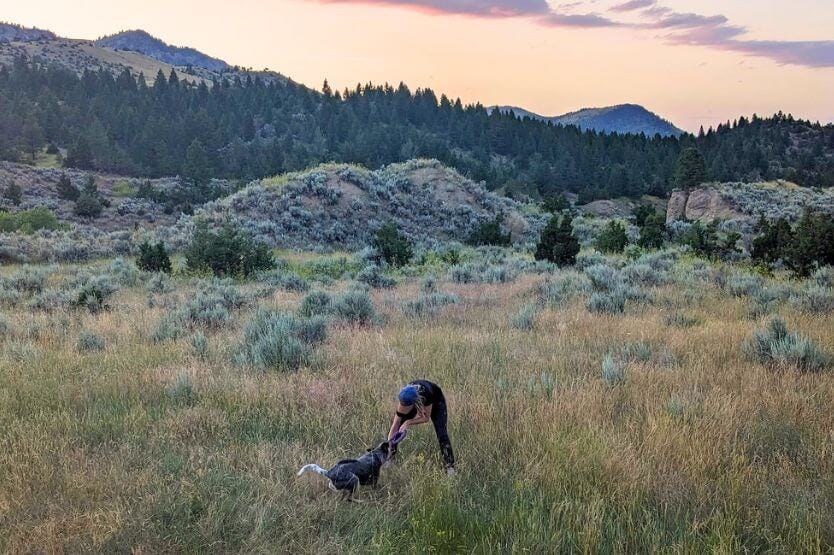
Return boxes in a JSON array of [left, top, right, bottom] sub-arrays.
[[0, 159, 544, 263], [493, 104, 684, 137], [96, 30, 229, 72], [0, 22, 55, 42]]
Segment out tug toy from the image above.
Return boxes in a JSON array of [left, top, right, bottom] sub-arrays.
[[390, 429, 408, 446]]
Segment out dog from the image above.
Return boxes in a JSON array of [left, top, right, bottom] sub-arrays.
[[297, 441, 391, 501]]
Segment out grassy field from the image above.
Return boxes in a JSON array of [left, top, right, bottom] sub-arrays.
[[1, 250, 833, 552]]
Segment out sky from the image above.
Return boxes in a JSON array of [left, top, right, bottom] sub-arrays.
[[4, 0, 834, 131]]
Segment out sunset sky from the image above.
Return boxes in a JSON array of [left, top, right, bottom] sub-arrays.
[[5, 0, 834, 131]]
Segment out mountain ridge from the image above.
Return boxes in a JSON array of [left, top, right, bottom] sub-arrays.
[[493, 103, 684, 137], [95, 29, 229, 72]]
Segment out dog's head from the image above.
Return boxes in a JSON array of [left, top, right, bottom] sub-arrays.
[[367, 441, 391, 463]]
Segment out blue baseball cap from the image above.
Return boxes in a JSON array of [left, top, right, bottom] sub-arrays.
[[398, 385, 419, 406]]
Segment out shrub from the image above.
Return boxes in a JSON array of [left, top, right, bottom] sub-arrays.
[[74, 177, 106, 218], [236, 310, 327, 371], [76, 331, 105, 352], [511, 303, 538, 331], [332, 290, 376, 325], [0, 208, 61, 234], [449, 264, 476, 284], [623, 263, 667, 287], [404, 292, 459, 317], [3, 266, 49, 294], [747, 317, 830, 372], [812, 266, 834, 288], [356, 264, 395, 289], [146, 273, 173, 294], [56, 173, 80, 201], [0, 313, 10, 336], [584, 264, 625, 292], [298, 291, 332, 317], [535, 214, 580, 266], [790, 285, 834, 314], [594, 220, 629, 254], [372, 222, 413, 267], [190, 331, 209, 359], [152, 315, 184, 343], [620, 341, 653, 363], [587, 291, 626, 315], [185, 219, 274, 277], [3, 182, 22, 205], [467, 213, 511, 247], [602, 355, 626, 386], [108, 258, 140, 286], [73, 284, 109, 313], [137, 241, 172, 273], [537, 272, 592, 307]]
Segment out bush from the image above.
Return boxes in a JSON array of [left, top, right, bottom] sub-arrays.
[[602, 355, 626, 386], [594, 220, 629, 254], [152, 315, 184, 343], [137, 241, 172, 273], [298, 291, 332, 317], [535, 214, 580, 266], [73, 284, 110, 313], [747, 317, 830, 372], [511, 303, 538, 331], [74, 177, 106, 218], [0, 208, 61, 234], [587, 291, 626, 315], [638, 212, 666, 250], [190, 331, 209, 359], [403, 292, 459, 317], [332, 290, 376, 325], [76, 331, 105, 352], [537, 272, 592, 307], [185, 219, 274, 277], [372, 222, 413, 267], [3, 182, 22, 205], [56, 173, 80, 201], [236, 310, 327, 371], [356, 264, 395, 289], [467, 213, 511, 247], [790, 285, 834, 314]]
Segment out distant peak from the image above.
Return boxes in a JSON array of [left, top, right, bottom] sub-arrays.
[[0, 21, 56, 42], [491, 103, 683, 137], [96, 29, 230, 72]]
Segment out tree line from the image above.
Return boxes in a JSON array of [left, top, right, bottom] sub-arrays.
[[1, 59, 832, 202]]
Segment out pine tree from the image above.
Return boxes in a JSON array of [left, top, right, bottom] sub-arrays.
[[3, 181, 22, 206], [595, 220, 629, 253], [638, 212, 666, 249], [137, 240, 172, 273], [372, 222, 413, 267], [535, 215, 579, 266], [673, 148, 707, 190], [20, 115, 44, 162], [183, 139, 211, 187], [56, 173, 80, 201]]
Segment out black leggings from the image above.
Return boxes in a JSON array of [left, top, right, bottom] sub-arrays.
[[431, 400, 455, 469]]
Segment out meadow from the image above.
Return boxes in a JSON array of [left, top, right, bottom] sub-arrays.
[[1, 247, 834, 552]]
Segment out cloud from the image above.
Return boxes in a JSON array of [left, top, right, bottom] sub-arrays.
[[609, 0, 655, 13], [541, 12, 621, 28], [308, 0, 834, 68], [313, 0, 549, 17]]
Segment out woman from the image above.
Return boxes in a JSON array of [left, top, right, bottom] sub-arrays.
[[388, 379, 456, 475]]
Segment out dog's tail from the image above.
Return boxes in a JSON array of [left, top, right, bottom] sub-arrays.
[[297, 463, 329, 478]]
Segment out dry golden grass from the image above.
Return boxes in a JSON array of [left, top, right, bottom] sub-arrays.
[[1, 261, 834, 552]]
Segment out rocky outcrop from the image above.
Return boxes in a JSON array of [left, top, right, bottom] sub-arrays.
[[666, 187, 741, 223]]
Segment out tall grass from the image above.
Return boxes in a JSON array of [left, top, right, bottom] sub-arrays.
[[1, 256, 834, 552]]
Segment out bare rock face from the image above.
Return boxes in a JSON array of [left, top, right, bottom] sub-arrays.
[[666, 187, 740, 223], [666, 190, 688, 223]]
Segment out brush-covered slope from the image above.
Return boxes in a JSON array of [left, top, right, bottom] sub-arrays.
[[96, 30, 229, 72], [0, 22, 55, 42], [179, 159, 544, 250], [495, 104, 683, 137]]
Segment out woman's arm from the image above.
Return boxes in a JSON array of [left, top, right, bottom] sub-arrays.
[[400, 404, 432, 430], [388, 415, 403, 440]]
